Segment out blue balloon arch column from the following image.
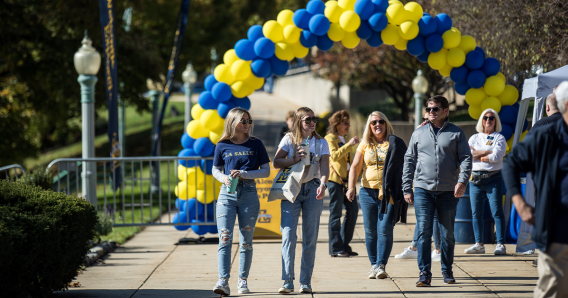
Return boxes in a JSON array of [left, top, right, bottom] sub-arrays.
[[174, 0, 527, 235]]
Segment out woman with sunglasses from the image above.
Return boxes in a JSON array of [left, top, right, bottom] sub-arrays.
[[273, 107, 330, 294], [346, 111, 407, 279], [211, 108, 271, 296], [465, 108, 507, 255]]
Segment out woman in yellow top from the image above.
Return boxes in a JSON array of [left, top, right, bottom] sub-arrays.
[[347, 111, 407, 280], [325, 110, 360, 258]]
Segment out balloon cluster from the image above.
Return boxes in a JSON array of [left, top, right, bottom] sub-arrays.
[[497, 102, 529, 152], [172, 197, 218, 234]]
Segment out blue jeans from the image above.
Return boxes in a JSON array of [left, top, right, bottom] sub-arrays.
[[411, 212, 441, 250], [414, 188, 459, 274], [470, 172, 505, 244], [328, 181, 359, 255], [216, 180, 260, 280], [359, 187, 396, 267], [281, 179, 324, 285]]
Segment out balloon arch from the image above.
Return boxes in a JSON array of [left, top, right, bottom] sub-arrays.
[[173, 0, 527, 234]]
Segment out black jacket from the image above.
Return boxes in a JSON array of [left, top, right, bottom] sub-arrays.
[[529, 112, 562, 132], [502, 116, 567, 252], [380, 135, 408, 226]]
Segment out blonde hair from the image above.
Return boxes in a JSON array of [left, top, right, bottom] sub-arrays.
[[476, 108, 502, 133], [289, 107, 322, 145], [218, 108, 254, 142], [327, 110, 350, 135], [361, 111, 394, 145]]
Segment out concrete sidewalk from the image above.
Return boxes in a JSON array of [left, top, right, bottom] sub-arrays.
[[56, 201, 538, 298]]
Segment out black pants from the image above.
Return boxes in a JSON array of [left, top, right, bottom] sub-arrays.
[[328, 180, 359, 254]]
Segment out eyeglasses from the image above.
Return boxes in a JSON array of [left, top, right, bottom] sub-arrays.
[[371, 120, 386, 126], [483, 116, 495, 121], [302, 117, 319, 124], [425, 107, 441, 113], [239, 119, 253, 125]]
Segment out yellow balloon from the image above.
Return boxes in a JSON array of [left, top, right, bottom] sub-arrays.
[[212, 122, 224, 134], [196, 174, 216, 191], [223, 49, 239, 66], [484, 76, 506, 96], [200, 109, 224, 131], [442, 27, 461, 49], [439, 64, 453, 77], [465, 88, 487, 106], [277, 10, 295, 27], [498, 85, 519, 106], [325, 1, 344, 23], [394, 38, 407, 50], [381, 24, 400, 45], [292, 42, 309, 58], [283, 25, 301, 44], [263, 20, 284, 43], [338, 0, 356, 11], [196, 187, 217, 204], [428, 50, 447, 70], [231, 60, 252, 81], [468, 104, 482, 120], [178, 165, 205, 183], [459, 35, 476, 53], [275, 42, 294, 61], [328, 23, 345, 42], [341, 31, 360, 49], [175, 181, 196, 200], [506, 134, 514, 150], [244, 74, 264, 90], [191, 104, 205, 120], [520, 130, 528, 141], [404, 2, 423, 23], [213, 64, 235, 85], [481, 96, 502, 113], [447, 48, 466, 67], [231, 81, 252, 98], [209, 130, 222, 145], [186, 120, 210, 139], [386, 3, 407, 25], [339, 11, 361, 32], [496, 72, 506, 82], [399, 21, 419, 40]]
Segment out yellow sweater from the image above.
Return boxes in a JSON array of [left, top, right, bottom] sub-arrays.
[[325, 133, 353, 185]]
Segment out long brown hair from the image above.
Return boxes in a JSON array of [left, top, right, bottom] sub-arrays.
[[218, 108, 254, 142], [327, 110, 350, 135], [288, 107, 322, 145]]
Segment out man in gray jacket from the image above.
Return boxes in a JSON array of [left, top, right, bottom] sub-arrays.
[[402, 95, 472, 287]]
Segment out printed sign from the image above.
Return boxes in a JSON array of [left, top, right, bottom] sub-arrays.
[[254, 166, 281, 237]]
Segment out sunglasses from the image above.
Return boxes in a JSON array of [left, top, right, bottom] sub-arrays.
[[239, 119, 253, 125], [302, 117, 319, 124], [371, 120, 386, 126], [425, 107, 441, 113], [483, 116, 495, 121]]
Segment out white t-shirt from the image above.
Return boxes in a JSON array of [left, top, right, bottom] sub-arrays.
[[278, 134, 330, 177], [468, 132, 507, 171], [338, 136, 351, 171]]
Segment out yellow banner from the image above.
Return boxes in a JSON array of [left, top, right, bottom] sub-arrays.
[[254, 166, 281, 238]]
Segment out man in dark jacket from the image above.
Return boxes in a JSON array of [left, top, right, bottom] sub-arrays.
[[530, 93, 562, 132], [503, 81, 568, 298]]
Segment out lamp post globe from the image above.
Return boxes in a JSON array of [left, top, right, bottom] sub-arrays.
[[182, 63, 197, 127], [412, 70, 429, 129]]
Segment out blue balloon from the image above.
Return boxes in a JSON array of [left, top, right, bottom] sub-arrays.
[[208, 225, 218, 234], [254, 37, 276, 59], [355, 0, 375, 20], [317, 34, 334, 51], [191, 219, 211, 235], [173, 212, 191, 231], [467, 70, 487, 89], [500, 124, 513, 140], [204, 74, 217, 91], [293, 9, 313, 30], [455, 82, 470, 95], [299, 30, 318, 48], [512, 102, 520, 112], [268, 55, 289, 76], [523, 119, 529, 132], [371, 0, 388, 13], [185, 199, 198, 219], [425, 34, 444, 53], [234, 39, 257, 61], [356, 21, 373, 39], [450, 65, 470, 84], [230, 96, 252, 110], [418, 15, 437, 36], [368, 13, 388, 32], [475, 46, 486, 58], [251, 59, 272, 78], [434, 13, 452, 35], [175, 198, 188, 212], [211, 82, 232, 102], [307, 0, 326, 15], [416, 50, 430, 62], [193, 137, 215, 157], [178, 148, 197, 167], [481, 57, 501, 77], [247, 25, 264, 42], [198, 91, 218, 110], [465, 50, 485, 70], [185, 199, 214, 222], [181, 133, 195, 149], [217, 101, 236, 119], [309, 14, 330, 36], [200, 159, 214, 175], [366, 31, 383, 47], [407, 35, 426, 56], [498, 105, 517, 125]]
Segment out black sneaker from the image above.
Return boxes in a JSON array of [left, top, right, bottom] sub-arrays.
[[348, 251, 359, 256], [442, 271, 456, 284], [416, 271, 431, 287]]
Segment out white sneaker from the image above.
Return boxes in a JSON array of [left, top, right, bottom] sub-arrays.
[[375, 265, 388, 279], [237, 279, 250, 294], [368, 265, 377, 279], [431, 250, 441, 262], [213, 278, 230, 296], [395, 246, 418, 259], [494, 244, 507, 255], [464, 243, 485, 254]]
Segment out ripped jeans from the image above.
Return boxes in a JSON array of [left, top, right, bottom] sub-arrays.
[[216, 179, 260, 280]]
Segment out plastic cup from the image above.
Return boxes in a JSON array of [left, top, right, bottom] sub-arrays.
[[227, 176, 239, 194], [300, 144, 310, 166]]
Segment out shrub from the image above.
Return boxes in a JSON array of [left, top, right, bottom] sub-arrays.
[[93, 212, 114, 241], [17, 166, 53, 191], [0, 180, 97, 297]]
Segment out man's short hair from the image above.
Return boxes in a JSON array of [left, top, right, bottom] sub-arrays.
[[426, 95, 449, 110], [546, 94, 558, 111]]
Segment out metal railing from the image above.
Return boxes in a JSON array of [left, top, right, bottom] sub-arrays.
[[47, 156, 219, 227], [0, 164, 26, 180]]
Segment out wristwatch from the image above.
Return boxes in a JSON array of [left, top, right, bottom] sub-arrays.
[[320, 183, 327, 189]]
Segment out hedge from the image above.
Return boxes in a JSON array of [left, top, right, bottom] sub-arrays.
[[0, 180, 97, 297]]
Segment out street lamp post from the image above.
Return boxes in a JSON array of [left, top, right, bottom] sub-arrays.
[[74, 31, 101, 205], [412, 70, 429, 129], [149, 90, 162, 193], [182, 63, 198, 128]]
